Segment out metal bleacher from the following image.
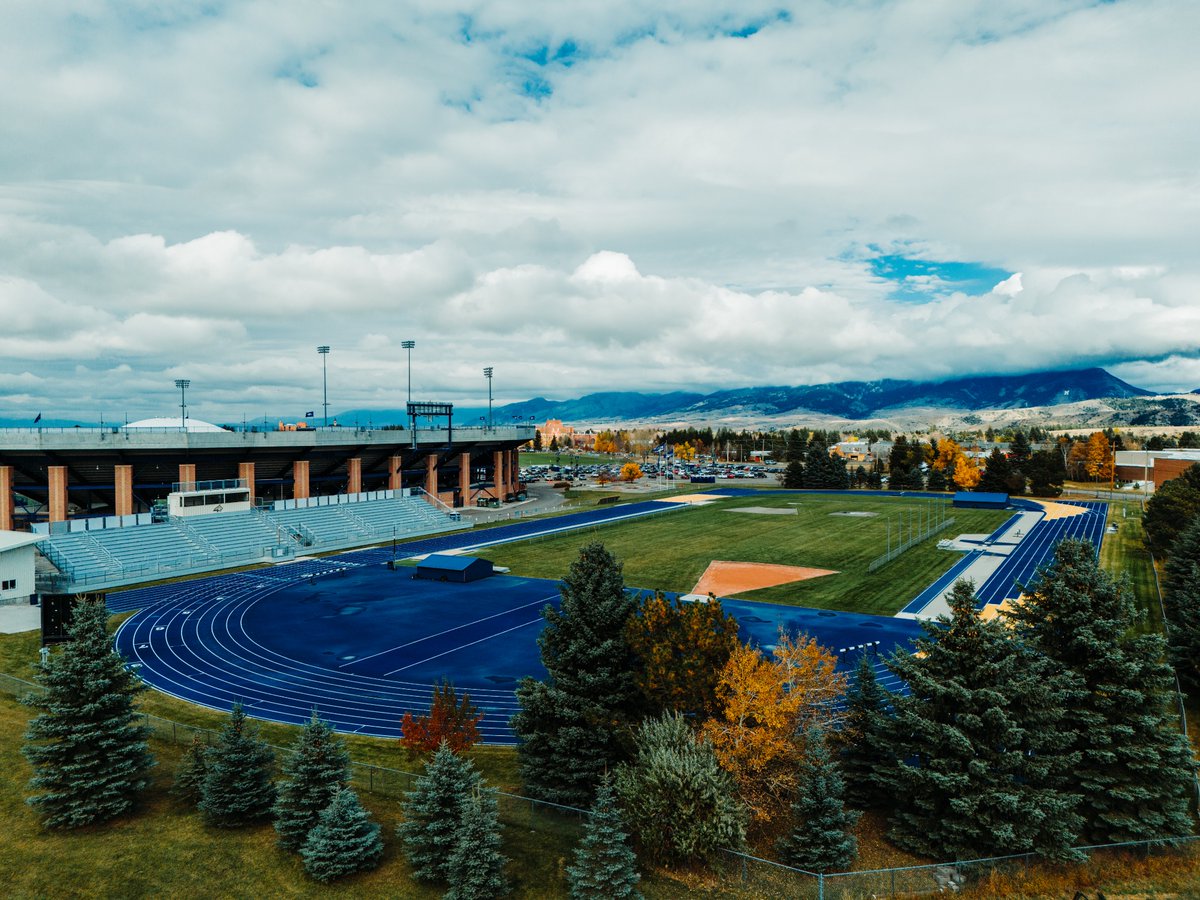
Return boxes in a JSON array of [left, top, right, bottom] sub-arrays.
[[37, 492, 468, 593]]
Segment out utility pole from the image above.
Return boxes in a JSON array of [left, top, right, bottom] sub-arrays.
[[317, 345, 330, 427]]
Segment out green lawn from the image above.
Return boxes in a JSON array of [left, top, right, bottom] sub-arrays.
[[1098, 498, 1162, 628], [486, 494, 1010, 616]]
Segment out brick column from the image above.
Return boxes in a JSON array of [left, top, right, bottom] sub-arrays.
[[293, 460, 310, 500], [425, 454, 438, 497], [347, 457, 362, 495], [48, 465, 68, 523], [493, 449, 506, 501], [114, 464, 133, 517], [238, 462, 256, 501], [178, 463, 196, 490], [0, 466, 13, 531], [388, 455, 403, 491], [459, 452, 471, 503]]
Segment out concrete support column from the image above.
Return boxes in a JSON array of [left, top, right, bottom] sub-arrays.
[[493, 449, 506, 500], [388, 455, 403, 491], [425, 454, 438, 497], [510, 450, 520, 494], [0, 466, 13, 531], [114, 465, 133, 517], [459, 452, 471, 503], [347, 457, 362, 495], [48, 466, 68, 523], [238, 462, 256, 501], [293, 460, 310, 500], [178, 463, 196, 489]]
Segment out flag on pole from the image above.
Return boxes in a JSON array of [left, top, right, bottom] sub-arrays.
[[305, 411, 314, 417], [33, 413, 41, 424]]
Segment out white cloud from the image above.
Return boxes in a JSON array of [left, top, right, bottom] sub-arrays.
[[1, 0, 1199, 419]]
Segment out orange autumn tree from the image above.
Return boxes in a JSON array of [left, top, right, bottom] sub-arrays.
[[701, 631, 846, 825], [620, 462, 642, 482], [952, 454, 982, 490], [626, 591, 740, 720], [399, 679, 483, 753]]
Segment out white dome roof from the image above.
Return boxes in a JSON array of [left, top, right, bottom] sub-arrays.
[[122, 417, 227, 433]]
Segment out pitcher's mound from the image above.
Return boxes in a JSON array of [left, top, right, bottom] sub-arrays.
[[694, 560, 838, 597]]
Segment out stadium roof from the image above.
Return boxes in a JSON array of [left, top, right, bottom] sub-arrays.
[[123, 417, 227, 433]]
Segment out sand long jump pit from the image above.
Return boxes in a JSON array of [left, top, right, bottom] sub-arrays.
[[693, 560, 838, 597]]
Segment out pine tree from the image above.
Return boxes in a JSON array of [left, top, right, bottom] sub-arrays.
[[398, 741, 481, 883], [782, 459, 805, 489], [446, 787, 509, 900], [1006, 539, 1197, 843], [274, 711, 351, 852], [567, 775, 641, 900], [1010, 431, 1032, 466], [512, 542, 642, 806], [838, 653, 894, 811], [777, 726, 859, 873], [199, 703, 276, 827], [615, 712, 745, 865], [1164, 514, 1200, 691], [884, 580, 1083, 861], [925, 466, 949, 493], [22, 598, 154, 828], [977, 449, 1013, 494], [300, 788, 383, 882], [172, 735, 209, 805]]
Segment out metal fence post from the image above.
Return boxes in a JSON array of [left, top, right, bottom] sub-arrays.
[[818, 872, 824, 900]]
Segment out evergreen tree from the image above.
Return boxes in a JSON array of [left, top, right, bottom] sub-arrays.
[[1006, 539, 1197, 843], [446, 788, 509, 900], [567, 776, 641, 900], [1026, 449, 1066, 497], [1164, 514, 1200, 691], [925, 466, 949, 493], [22, 599, 154, 828], [274, 711, 352, 852], [398, 741, 481, 883], [300, 788, 383, 882], [782, 459, 805, 489], [977, 449, 1013, 493], [884, 580, 1083, 860], [1143, 463, 1200, 551], [1010, 430, 1032, 465], [615, 712, 745, 865], [172, 735, 209, 805], [777, 726, 859, 873], [838, 654, 894, 811], [512, 543, 642, 806], [199, 703, 276, 827]]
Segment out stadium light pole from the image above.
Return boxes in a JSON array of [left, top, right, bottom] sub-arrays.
[[317, 345, 330, 427], [483, 367, 494, 429], [401, 340, 415, 405], [174, 379, 190, 431]]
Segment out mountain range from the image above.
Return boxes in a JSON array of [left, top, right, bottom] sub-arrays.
[[6, 367, 1196, 431]]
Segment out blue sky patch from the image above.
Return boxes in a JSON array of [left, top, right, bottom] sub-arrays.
[[868, 254, 1013, 301]]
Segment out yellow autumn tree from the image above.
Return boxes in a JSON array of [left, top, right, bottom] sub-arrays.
[[619, 462, 642, 482], [931, 438, 963, 472], [952, 454, 982, 489], [673, 441, 697, 462], [1083, 431, 1113, 482], [593, 431, 618, 454], [701, 632, 845, 825]]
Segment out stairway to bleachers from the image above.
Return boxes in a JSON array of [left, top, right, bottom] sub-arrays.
[[38, 492, 468, 591]]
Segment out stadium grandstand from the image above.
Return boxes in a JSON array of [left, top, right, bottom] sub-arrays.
[[0, 412, 533, 592]]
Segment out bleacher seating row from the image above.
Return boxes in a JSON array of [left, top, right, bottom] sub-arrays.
[[37, 495, 469, 590]]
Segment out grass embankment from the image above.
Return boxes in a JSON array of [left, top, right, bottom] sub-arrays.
[[1098, 497, 1161, 626], [487, 494, 1010, 616]]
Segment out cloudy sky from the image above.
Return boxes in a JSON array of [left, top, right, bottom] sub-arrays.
[[2, 0, 1199, 423]]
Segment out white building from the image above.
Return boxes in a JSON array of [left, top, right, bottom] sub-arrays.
[[0, 531, 42, 605]]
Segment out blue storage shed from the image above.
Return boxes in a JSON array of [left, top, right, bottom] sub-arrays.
[[414, 554, 494, 583], [952, 491, 1009, 510]]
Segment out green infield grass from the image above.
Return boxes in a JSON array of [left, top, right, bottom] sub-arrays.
[[485, 493, 1011, 616]]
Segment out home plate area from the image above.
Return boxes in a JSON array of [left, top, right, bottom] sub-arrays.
[[692, 560, 838, 597]]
